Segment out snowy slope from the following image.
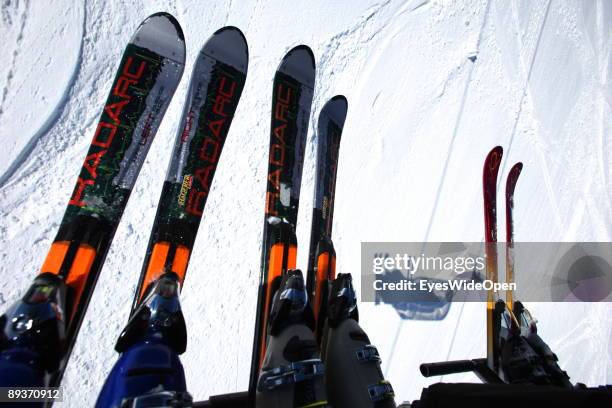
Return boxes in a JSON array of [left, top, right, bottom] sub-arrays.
[[0, 0, 610, 405]]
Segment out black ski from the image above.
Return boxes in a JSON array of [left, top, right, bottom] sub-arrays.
[[130, 27, 248, 312], [0, 13, 186, 389], [248, 45, 316, 398], [305, 95, 347, 342]]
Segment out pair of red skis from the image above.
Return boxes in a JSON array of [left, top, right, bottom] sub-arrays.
[[482, 146, 523, 371], [419, 146, 523, 383], [420, 146, 578, 391]]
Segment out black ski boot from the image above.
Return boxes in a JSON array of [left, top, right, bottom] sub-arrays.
[[256, 269, 327, 407], [322, 273, 396, 408], [0, 272, 67, 387], [513, 301, 574, 388]]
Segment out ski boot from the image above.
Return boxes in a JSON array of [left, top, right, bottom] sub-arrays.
[[512, 301, 574, 388], [256, 269, 327, 407], [322, 273, 396, 408], [493, 299, 575, 388], [0, 272, 67, 388], [496, 300, 551, 385], [96, 272, 192, 407]]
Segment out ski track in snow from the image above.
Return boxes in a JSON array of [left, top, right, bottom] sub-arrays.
[[496, 0, 552, 187], [594, 0, 612, 234], [0, 0, 30, 117], [385, 0, 492, 377], [0, 0, 611, 405], [0, 4, 86, 189]]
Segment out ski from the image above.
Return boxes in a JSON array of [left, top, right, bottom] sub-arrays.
[[305, 95, 347, 342], [0, 12, 185, 389], [248, 45, 316, 399], [482, 146, 503, 372], [502, 163, 573, 388], [96, 27, 248, 407], [504, 162, 522, 310], [130, 27, 248, 313], [497, 161, 573, 387]]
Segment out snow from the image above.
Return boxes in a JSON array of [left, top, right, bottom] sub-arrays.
[[0, 0, 610, 405]]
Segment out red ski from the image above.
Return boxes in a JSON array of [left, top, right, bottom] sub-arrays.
[[482, 146, 503, 371], [504, 162, 522, 310]]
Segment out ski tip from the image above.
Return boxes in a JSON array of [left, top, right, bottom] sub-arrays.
[[488, 145, 503, 157], [203, 26, 249, 72], [483, 146, 503, 180], [321, 95, 348, 128], [278, 45, 316, 88], [506, 162, 523, 192], [330, 94, 348, 105], [132, 12, 186, 64], [486, 146, 503, 165], [146, 12, 185, 41]]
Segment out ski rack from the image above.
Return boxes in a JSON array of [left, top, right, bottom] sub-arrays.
[[420, 358, 503, 384], [419, 297, 507, 385], [419, 298, 508, 384]]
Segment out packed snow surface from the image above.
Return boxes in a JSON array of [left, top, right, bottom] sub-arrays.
[[1, 0, 610, 405]]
